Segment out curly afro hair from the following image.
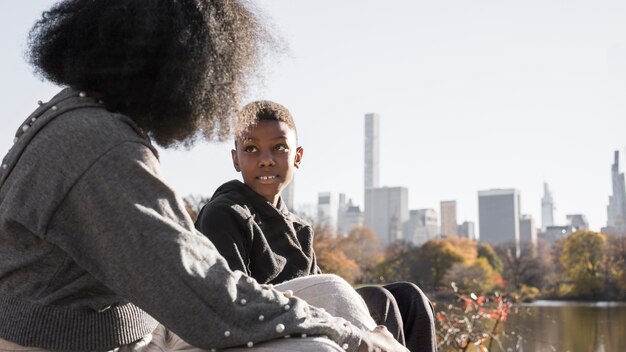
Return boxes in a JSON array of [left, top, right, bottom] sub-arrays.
[[27, 0, 277, 147]]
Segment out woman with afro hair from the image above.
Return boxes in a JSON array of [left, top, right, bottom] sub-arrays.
[[0, 1, 407, 352]]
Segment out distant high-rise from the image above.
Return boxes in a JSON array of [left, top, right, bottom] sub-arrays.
[[364, 113, 380, 192], [419, 209, 440, 241], [458, 221, 476, 240], [339, 204, 364, 236], [440, 200, 457, 237], [363, 113, 381, 238], [519, 214, 537, 251], [566, 214, 589, 231], [404, 209, 439, 246], [404, 209, 439, 245], [542, 225, 574, 243], [607, 150, 626, 235], [541, 182, 555, 231], [337, 194, 363, 236], [403, 210, 420, 245], [317, 192, 338, 234], [365, 186, 408, 244], [478, 189, 521, 255]]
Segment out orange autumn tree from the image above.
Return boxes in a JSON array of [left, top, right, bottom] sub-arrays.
[[337, 226, 384, 283], [313, 225, 360, 284]]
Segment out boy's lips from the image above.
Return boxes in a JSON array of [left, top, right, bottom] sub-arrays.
[[257, 175, 279, 185]]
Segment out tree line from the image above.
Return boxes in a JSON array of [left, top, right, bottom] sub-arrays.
[[313, 225, 626, 301]]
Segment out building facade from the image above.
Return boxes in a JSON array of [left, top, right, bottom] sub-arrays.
[[478, 188, 521, 255], [541, 182, 555, 231], [566, 214, 589, 231], [607, 150, 626, 235], [420, 209, 440, 242], [364, 113, 380, 192], [403, 210, 420, 245], [365, 186, 409, 244], [317, 192, 338, 234], [404, 208, 439, 246], [457, 221, 476, 240], [337, 194, 364, 236], [541, 225, 574, 243], [519, 214, 538, 251], [440, 200, 457, 237]]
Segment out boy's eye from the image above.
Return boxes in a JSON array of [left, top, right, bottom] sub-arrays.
[[274, 144, 289, 152], [243, 145, 258, 153]]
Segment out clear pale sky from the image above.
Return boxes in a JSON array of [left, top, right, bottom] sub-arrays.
[[2, 1, 626, 233]]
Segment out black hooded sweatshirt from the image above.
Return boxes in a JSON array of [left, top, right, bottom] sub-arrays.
[[195, 180, 321, 284]]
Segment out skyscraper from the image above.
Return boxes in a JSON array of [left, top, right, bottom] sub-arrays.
[[421, 209, 440, 240], [440, 200, 457, 237], [542, 225, 574, 243], [337, 194, 364, 236], [566, 214, 589, 231], [317, 192, 338, 234], [364, 186, 408, 244], [478, 189, 521, 255], [607, 150, 626, 235], [338, 204, 364, 236], [363, 113, 381, 239], [364, 113, 380, 192], [541, 182, 555, 231], [519, 214, 537, 251], [403, 210, 421, 245], [404, 209, 439, 245], [457, 221, 476, 240]]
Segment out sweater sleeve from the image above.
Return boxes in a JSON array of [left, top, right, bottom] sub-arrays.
[[195, 203, 250, 275], [45, 142, 362, 351]]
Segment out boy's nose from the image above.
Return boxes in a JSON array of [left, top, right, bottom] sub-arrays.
[[258, 154, 275, 167]]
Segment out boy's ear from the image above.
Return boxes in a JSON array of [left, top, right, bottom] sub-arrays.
[[294, 146, 304, 168], [231, 149, 241, 172]]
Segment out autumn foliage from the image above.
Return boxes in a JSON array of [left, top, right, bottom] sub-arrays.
[[312, 225, 384, 284]]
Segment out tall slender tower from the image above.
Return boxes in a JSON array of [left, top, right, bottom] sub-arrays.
[[364, 113, 380, 192], [541, 182, 555, 231], [607, 150, 626, 234], [364, 113, 380, 229]]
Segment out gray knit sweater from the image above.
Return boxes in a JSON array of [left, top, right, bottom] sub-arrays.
[[0, 88, 362, 351]]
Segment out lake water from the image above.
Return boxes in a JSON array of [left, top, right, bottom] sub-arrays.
[[501, 300, 626, 352]]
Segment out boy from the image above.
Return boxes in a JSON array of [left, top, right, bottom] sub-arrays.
[[195, 100, 318, 284], [195, 101, 436, 351]]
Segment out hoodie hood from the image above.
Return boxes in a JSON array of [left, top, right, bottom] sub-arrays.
[[210, 179, 290, 219]]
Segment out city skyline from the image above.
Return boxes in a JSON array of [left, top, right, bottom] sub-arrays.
[[312, 113, 619, 244], [3, 1, 626, 232]]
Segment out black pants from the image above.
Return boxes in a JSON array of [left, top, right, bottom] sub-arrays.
[[357, 282, 437, 352]]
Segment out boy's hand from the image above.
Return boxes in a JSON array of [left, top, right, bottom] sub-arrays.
[[358, 325, 409, 352]]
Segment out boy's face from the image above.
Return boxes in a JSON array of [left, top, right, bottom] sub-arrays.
[[232, 120, 303, 206]]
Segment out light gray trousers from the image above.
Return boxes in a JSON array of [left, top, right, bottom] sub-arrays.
[[0, 274, 376, 352]]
